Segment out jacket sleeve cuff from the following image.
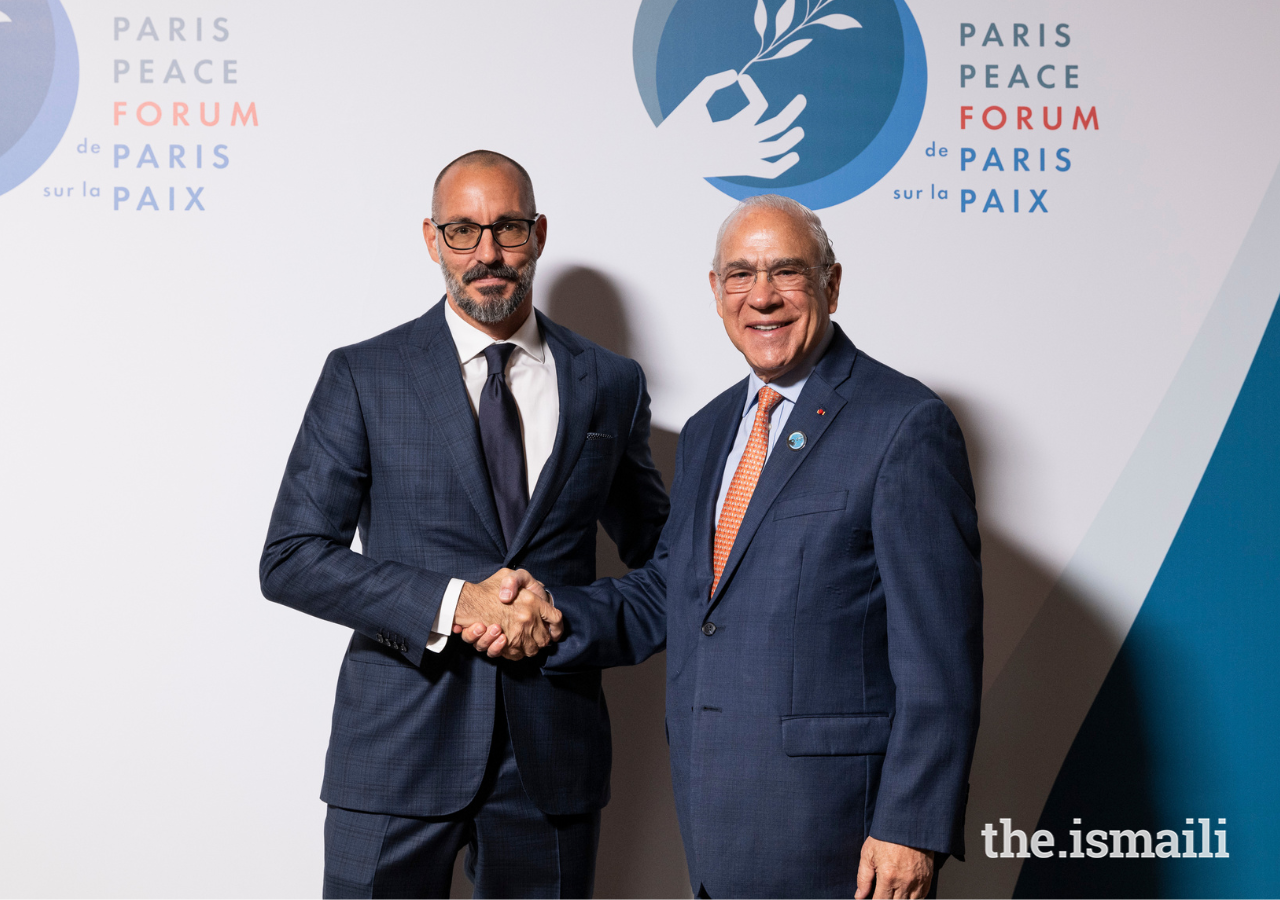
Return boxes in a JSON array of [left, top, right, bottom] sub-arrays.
[[870, 809, 966, 860]]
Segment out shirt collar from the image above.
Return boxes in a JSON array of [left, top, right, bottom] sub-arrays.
[[742, 320, 835, 417], [444, 299, 546, 365]]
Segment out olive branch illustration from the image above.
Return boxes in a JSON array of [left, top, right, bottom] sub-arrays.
[[740, 0, 862, 74]]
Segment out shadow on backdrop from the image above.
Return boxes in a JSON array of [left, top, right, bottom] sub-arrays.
[[592, 425, 687, 900], [1013, 651, 1159, 898], [936, 395, 1151, 899], [450, 266, 691, 899], [545, 265, 691, 899]]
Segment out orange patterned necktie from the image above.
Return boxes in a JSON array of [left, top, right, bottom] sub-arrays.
[[712, 385, 784, 596]]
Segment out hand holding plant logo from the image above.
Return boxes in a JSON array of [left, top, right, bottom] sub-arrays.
[[655, 0, 861, 180], [740, 0, 861, 74]]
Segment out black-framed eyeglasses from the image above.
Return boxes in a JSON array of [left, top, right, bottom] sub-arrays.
[[717, 263, 828, 294], [432, 217, 540, 251]]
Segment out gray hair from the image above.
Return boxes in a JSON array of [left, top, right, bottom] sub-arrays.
[[711, 194, 837, 286]]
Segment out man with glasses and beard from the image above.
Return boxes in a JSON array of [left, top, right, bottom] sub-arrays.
[[260, 150, 669, 898]]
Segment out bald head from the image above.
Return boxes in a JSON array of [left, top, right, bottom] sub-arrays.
[[432, 150, 536, 221]]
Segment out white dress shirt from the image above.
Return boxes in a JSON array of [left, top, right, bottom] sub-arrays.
[[714, 322, 835, 527], [427, 302, 560, 651]]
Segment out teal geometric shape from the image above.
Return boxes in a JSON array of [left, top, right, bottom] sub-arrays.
[[1016, 288, 1280, 898]]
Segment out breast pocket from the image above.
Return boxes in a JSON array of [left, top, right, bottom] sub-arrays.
[[557, 436, 616, 511], [773, 490, 849, 521], [578, 433, 615, 458]]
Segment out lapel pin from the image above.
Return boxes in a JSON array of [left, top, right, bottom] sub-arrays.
[[787, 431, 807, 451], [816, 408, 826, 416]]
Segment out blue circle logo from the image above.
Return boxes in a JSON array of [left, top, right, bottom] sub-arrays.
[[634, 0, 926, 209], [0, 0, 79, 198]]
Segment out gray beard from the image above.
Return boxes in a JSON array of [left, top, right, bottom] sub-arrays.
[[442, 257, 537, 325]]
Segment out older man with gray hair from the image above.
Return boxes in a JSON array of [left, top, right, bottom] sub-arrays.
[[468, 194, 984, 898]]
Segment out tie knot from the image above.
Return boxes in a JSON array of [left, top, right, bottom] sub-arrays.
[[482, 342, 518, 378], [757, 385, 783, 416]]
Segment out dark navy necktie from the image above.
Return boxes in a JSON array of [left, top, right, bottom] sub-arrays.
[[479, 343, 528, 548]]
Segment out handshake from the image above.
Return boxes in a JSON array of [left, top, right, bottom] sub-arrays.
[[451, 568, 559, 660]]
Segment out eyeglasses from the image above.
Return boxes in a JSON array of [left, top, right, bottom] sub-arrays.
[[432, 217, 539, 251], [717, 264, 828, 294]]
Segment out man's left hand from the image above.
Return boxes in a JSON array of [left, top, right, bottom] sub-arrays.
[[855, 836, 934, 899]]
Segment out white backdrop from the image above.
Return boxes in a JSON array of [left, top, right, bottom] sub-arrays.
[[2, 1, 1279, 896]]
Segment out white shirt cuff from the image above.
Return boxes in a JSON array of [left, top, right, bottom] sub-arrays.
[[428, 578, 465, 653]]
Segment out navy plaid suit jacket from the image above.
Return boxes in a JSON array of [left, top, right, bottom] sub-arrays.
[[545, 328, 983, 896], [260, 299, 669, 817]]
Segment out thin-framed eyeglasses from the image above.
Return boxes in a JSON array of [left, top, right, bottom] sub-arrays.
[[432, 217, 540, 251], [717, 263, 829, 294]]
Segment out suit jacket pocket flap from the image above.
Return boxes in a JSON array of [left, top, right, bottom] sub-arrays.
[[781, 714, 890, 756], [773, 490, 849, 521]]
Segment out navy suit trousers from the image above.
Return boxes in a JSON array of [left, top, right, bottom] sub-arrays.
[[322, 684, 600, 899]]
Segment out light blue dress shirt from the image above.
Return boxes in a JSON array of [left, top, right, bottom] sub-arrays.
[[714, 322, 836, 526]]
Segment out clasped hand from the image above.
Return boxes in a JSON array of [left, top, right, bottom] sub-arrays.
[[452, 568, 559, 661]]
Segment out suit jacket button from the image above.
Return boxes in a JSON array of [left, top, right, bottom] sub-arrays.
[[702, 622, 717, 636]]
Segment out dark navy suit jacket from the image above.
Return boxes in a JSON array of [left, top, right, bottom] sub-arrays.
[[260, 299, 668, 817], [545, 328, 983, 896]]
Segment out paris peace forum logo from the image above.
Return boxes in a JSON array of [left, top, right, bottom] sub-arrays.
[[0, 0, 80, 197], [634, 0, 926, 209]]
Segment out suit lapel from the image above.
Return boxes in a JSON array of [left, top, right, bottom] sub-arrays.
[[504, 313, 595, 564], [707, 330, 859, 613], [400, 301, 506, 555], [692, 381, 750, 601]]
